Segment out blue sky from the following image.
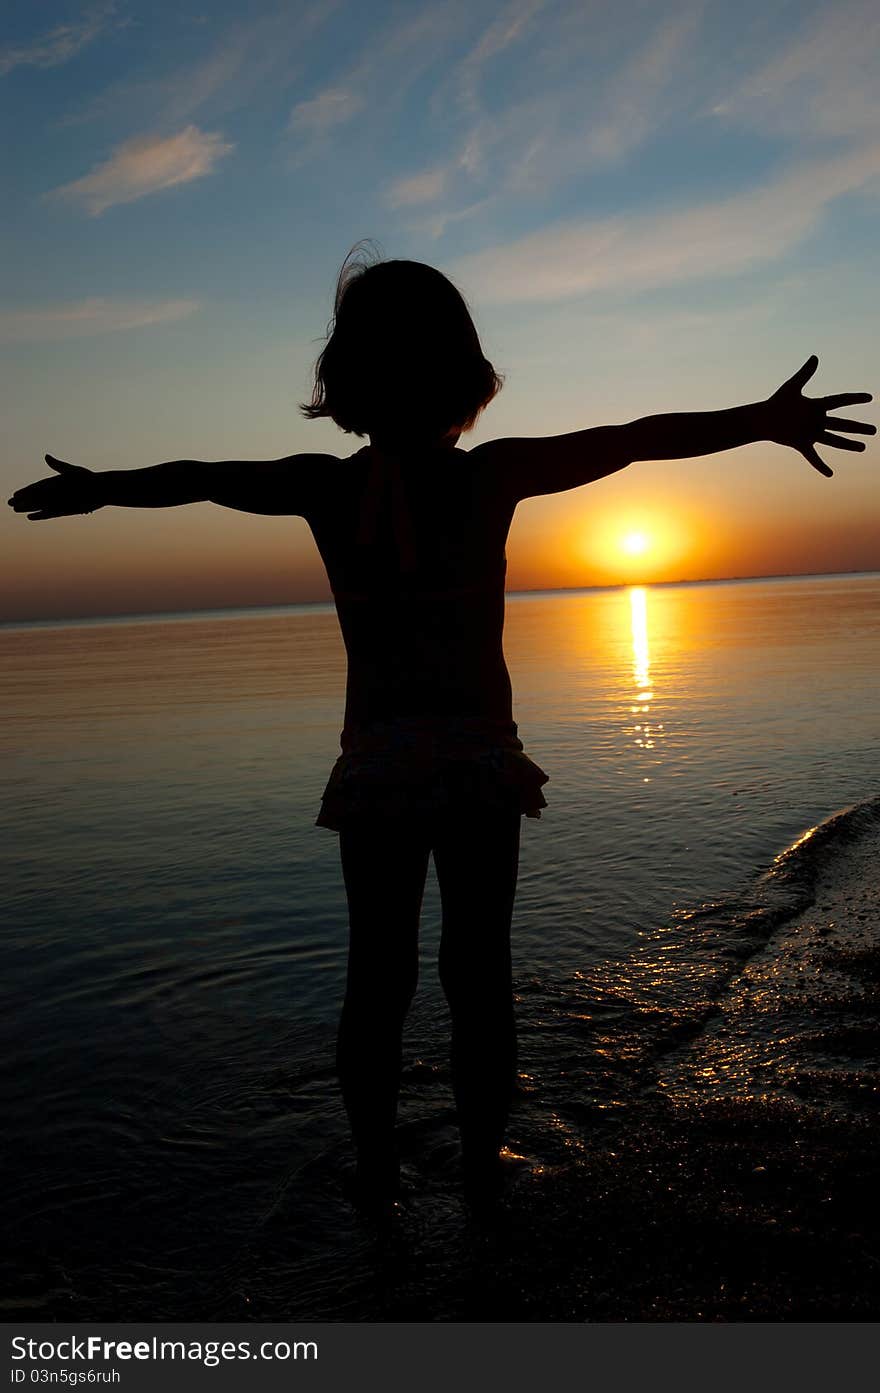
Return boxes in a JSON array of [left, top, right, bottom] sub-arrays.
[[2, 0, 878, 619]]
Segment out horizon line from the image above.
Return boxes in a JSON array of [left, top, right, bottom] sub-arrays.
[[2, 566, 879, 631]]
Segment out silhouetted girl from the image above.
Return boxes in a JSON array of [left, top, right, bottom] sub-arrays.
[[10, 251, 874, 1209]]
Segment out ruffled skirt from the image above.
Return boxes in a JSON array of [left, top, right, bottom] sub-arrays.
[[316, 715, 549, 831]]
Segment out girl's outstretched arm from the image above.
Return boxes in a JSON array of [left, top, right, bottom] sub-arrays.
[[7, 453, 336, 521], [476, 357, 874, 501]]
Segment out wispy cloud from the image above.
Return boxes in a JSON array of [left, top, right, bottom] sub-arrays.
[[0, 297, 199, 343], [49, 125, 234, 215], [381, 0, 549, 215], [712, 1, 880, 139], [0, 2, 117, 77], [404, 198, 494, 241], [386, 166, 449, 207], [386, 3, 704, 233], [288, 87, 363, 136], [448, 143, 880, 303], [581, 6, 704, 164], [487, 6, 704, 198], [455, 0, 548, 115], [286, 1, 473, 161], [62, 2, 336, 129]]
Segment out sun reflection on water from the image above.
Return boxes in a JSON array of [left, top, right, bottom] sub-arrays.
[[627, 586, 666, 774], [630, 587, 651, 706]]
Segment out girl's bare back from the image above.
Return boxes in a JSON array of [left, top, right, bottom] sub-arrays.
[[309, 441, 516, 728]]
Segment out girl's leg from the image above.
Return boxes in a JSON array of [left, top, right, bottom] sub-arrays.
[[432, 809, 521, 1188], [337, 820, 432, 1200]]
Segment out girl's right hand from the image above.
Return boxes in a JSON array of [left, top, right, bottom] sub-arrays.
[[7, 455, 104, 521]]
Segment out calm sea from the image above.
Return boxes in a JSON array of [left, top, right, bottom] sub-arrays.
[[2, 572, 879, 1317]]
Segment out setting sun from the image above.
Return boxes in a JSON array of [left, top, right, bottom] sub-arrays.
[[621, 531, 650, 555], [565, 503, 707, 588]]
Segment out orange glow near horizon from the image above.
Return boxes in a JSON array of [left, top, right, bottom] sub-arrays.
[[577, 505, 694, 585], [4, 465, 880, 624]]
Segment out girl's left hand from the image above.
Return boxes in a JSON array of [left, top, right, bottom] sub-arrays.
[[765, 357, 874, 477]]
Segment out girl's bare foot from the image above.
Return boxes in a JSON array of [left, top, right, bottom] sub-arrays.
[[462, 1148, 533, 1205], [342, 1151, 402, 1218]]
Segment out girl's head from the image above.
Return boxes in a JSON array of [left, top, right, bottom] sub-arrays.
[[301, 248, 502, 442]]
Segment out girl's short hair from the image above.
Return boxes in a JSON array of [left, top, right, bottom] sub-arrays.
[[301, 250, 502, 438]]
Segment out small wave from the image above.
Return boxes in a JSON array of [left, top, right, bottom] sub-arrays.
[[655, 792, 880, 1116], [521, 793, 880, 1134], [762, 790, 880, 899]]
